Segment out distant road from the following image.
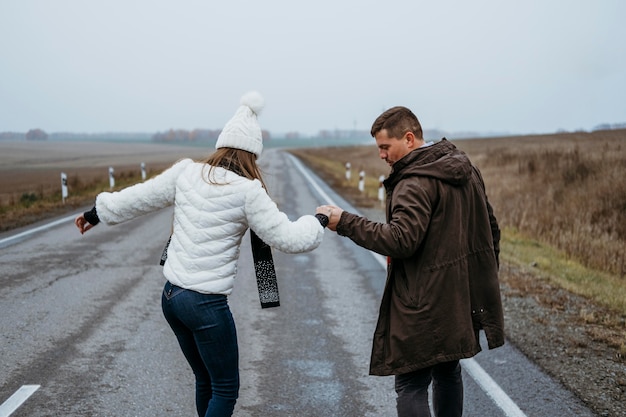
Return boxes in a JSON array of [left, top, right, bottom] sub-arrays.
[[0, 149, 595, 416]]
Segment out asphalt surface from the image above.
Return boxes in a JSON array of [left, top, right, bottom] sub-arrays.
[[0, 149, 597, 416]]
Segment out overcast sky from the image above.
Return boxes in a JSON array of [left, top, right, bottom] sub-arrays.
[[1, 0, 624, 137]]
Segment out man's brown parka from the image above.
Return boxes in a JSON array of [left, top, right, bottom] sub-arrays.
[[336, 139, 505, 376]]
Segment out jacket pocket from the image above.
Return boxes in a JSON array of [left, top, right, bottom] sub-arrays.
[[391, 262, 418, 307]]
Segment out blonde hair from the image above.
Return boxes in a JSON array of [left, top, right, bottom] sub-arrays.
[[201, 147, 267, 189]]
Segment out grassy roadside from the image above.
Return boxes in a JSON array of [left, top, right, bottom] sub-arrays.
[[500, 229, 626, 355], [501, 228, 626, 316], [288, 147, 626, 356], [0, 171, 147, 232]]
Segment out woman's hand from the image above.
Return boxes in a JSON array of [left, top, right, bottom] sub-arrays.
[[75, 214, 94, 235]]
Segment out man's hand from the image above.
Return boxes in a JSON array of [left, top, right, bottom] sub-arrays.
[[316, 205, 343, 232]]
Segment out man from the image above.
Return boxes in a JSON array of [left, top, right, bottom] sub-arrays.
[[318, 106, 504, 417]]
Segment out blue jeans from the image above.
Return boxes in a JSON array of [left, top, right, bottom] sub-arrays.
[[395, 360, 463, 417], [161, 281, 239, 417]]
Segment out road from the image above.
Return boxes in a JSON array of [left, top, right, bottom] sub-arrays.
[[0, 149, 597, 416]]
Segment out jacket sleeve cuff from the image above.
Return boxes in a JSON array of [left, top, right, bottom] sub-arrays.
[[84, 206, 100, 226], [335, 211, 351, 236], [314, 213, 329, 228]]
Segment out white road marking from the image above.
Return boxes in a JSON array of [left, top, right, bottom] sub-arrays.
[[0, 214, 77, 247], [462, 358, 527, 417], [0, 385, 40, 417], [289, 153, 528, 417]]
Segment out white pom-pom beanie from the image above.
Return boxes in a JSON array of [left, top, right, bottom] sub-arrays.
[[215, 91, 265, 158]]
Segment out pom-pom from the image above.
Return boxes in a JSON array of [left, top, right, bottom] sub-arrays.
[[240, 91, 264, 115]]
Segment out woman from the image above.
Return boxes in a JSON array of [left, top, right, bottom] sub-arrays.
[[75, 91, 329, 417]]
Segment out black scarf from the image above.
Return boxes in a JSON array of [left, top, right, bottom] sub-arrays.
[[160, 231, 279, 309], [249, 230, 280, 308], [160, 161, 280, 309]]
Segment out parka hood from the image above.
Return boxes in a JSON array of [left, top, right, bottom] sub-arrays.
[[385, 138, 472, 190]]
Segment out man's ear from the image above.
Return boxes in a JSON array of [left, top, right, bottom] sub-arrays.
[[405, 131, 417, 149], [405, 132, 424, 150]]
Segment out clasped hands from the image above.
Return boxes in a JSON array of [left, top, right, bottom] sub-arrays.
[[316, 205, 343, 231]]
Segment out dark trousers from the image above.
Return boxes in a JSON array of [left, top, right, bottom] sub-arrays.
[[161, 282, 239, 417], [395, 360, 463, 417]]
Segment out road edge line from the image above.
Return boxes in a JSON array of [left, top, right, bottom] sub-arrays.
[[0, 385, 41, 417]]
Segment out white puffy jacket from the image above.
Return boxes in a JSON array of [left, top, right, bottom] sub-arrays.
[[95, 158, 324, 294]]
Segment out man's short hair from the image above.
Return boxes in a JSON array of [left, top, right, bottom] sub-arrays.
[[371, 106, 423, 139]]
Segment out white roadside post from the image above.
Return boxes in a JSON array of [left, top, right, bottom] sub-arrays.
[[358, 169, 365, 193], [378, 175, 385, 205], [345, 162, 351, 181], [60, 172, 68, 204], [108, 167, 115, 189], [141, 162, 146, 181]]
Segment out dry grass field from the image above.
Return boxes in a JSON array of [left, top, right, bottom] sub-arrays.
[[457, 131, 625, 277], [0, 140, 209, 230]]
